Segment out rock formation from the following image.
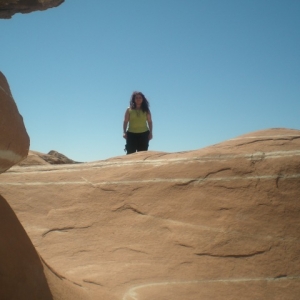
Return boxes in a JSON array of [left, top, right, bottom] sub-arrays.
[[0, 71, 29, 174], [2, 128, 300, 300], [0, 194, 53, 299], [18, 150, 81, 166], [0, 192, 95, 300], [0, 0, 64, 19], [2, 2, 299, 298]]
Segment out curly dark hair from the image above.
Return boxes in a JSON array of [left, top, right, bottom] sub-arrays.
[[130, 91, 150, 113]]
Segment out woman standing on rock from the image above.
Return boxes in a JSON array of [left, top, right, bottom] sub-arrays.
[[123, 91, 153, 154]]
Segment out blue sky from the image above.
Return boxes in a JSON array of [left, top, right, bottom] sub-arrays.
[[1, 0, 300, 162]]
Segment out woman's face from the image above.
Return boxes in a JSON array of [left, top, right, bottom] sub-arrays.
[[134, 94, 143, 106]]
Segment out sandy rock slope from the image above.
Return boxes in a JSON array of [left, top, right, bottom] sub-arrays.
[[1, 128, 300, 299]]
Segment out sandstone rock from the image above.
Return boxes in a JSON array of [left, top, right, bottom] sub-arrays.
[[0, 194, 52, 299], [2, 128, 300, 299], [0, 71, 29, 173], [0, 0, 64, 19], [18, 150, 81, 166], [18, 150, 52, 166], [0, 193, 95, 299]]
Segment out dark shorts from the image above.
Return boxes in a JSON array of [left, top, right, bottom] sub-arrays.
[[126, 131, 149, 154]]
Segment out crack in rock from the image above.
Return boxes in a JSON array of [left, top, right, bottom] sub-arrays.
[[204, 168, 232, 179], [112, 204, 145, 215], [83, 280, 103, 286], [195, 249, 268, 258], [175, 179, 198, 186], [176, 243, 195, 249], [41, 256, 66, 280], [42, 225, 91, 237], [275, 274, 287, 279], [112, 247, 148, 255]]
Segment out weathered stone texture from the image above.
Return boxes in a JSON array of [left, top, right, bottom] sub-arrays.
[[18, 150, 81, 166], [0, 72, 29, 173], [0, 193, 93, 300], [0, 194, 53, 300], [0, 0, 64, 18], [2, 128, 300, 299]]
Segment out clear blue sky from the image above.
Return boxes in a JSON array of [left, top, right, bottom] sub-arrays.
[[1, 0, 300, 162]]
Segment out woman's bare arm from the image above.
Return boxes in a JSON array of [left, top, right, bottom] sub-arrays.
[[147, 112, 153, 140], [123, 108, 130, 138]]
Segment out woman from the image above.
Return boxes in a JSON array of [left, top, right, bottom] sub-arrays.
[[123, 91, 153, 154]]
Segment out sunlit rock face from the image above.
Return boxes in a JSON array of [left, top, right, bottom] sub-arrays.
[[2, 128, 300, 300], [0, 194, 53, 300], [18, 150, 81, 166], [0, 0, 64, 19], [0, 193, 94, 300], [0, 72, 29, 173]]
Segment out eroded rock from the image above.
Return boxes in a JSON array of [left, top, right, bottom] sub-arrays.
[[0, 0, 64, 19], [2, 128, 300, 299], [0, 194, 53, 299], [18, 150, 81, 166], [0, 72, 29, 173]]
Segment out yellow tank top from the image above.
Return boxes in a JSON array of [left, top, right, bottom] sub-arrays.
[[128, 109, 149, 133]]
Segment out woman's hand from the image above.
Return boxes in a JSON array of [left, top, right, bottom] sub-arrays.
[[148, 132, 153, 140], [123, 132, 127, 139]]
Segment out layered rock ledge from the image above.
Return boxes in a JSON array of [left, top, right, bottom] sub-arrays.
[[2, 128, 300, 299]]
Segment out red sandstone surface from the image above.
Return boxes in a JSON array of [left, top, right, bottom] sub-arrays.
[[1, 3, 299, 298], [0, 72, 29, 173], [1, 128, 300, 299]]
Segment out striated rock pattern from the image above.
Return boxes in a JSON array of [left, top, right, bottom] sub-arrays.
[[0, 193, 93, 300], [0, 71, 29, 173], [2, 128, 300, 300], [0, 0, 64, 19], [0, 70, 90, 299], [18, 150, 81, 166], [0, 194, 53, 299]]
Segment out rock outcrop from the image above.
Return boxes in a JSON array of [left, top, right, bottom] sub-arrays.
[[0, 193, 94, 300], [0, 194, 53, 299], [0, 0, 64, 19], [2, 128, 300, 300], [0, 70, 90, 299], [18, 150, 81, 166], [0, 71, 29, 173]]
